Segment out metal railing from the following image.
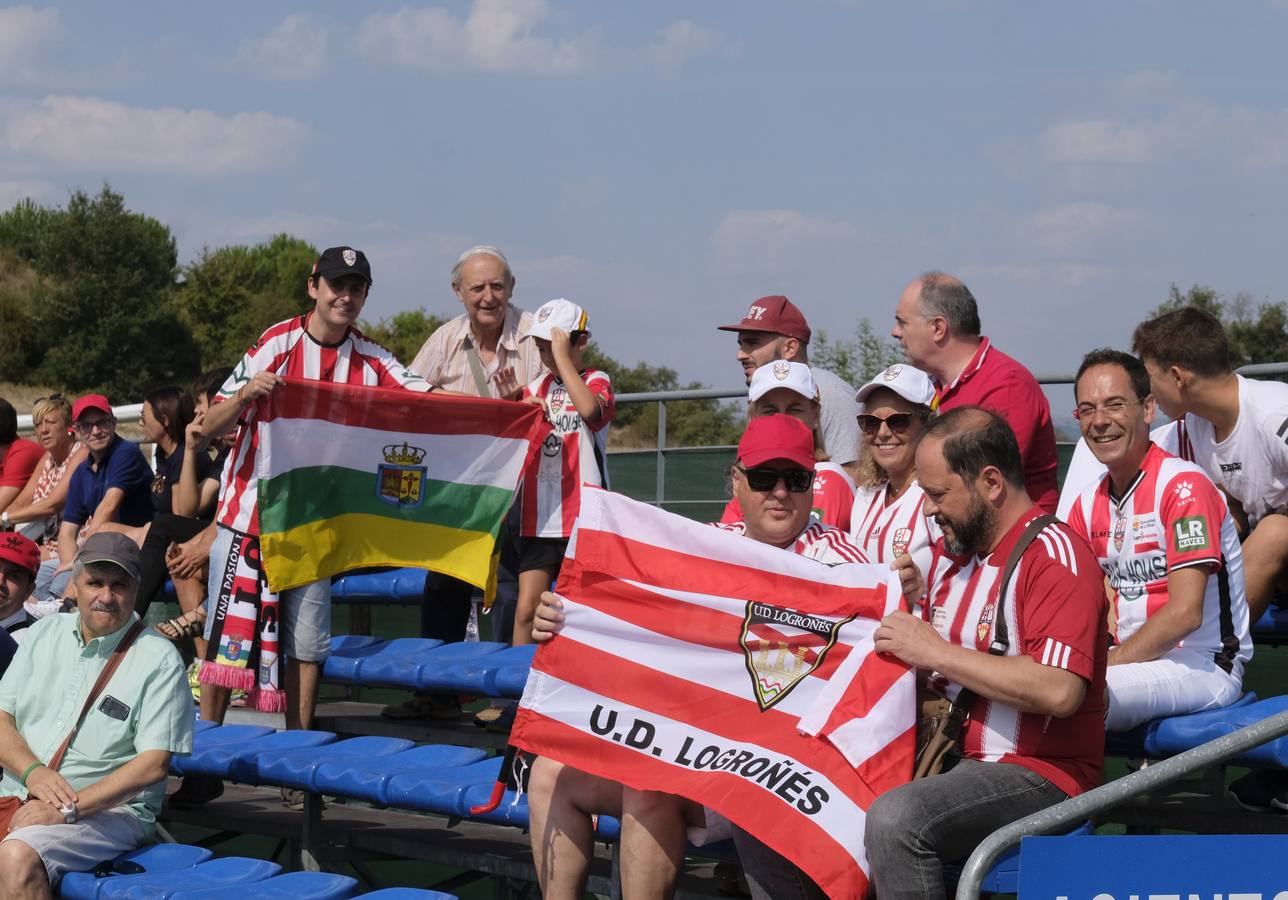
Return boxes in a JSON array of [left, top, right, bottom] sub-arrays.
[[955, 707, 1288, 899]]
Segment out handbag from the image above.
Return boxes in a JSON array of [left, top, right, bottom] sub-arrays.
[[912, 515, 1059, 779], [0, 620, 145, 835]]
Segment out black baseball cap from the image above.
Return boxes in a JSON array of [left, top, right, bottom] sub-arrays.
[[312, 246, 372, 285]]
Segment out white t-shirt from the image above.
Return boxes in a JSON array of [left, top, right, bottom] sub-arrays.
[[849, 481, 941, 610], [811, 366, 861, 467], [0, 609, 29, 645]]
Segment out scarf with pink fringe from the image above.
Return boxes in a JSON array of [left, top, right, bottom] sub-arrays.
[[199, 529, 285, 713]]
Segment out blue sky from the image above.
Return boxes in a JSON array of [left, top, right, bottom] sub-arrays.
[[4, 1, 1287, 393]]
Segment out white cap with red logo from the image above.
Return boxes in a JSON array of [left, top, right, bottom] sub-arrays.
[[523, 299, 589, 342], [748, 360, 819, 403], [855, 364, 935, 408]]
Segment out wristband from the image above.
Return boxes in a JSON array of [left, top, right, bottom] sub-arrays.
[[19, 761, 44, 786]]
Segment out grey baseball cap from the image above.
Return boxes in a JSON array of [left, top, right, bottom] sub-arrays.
[[76, 532, 142, 581]]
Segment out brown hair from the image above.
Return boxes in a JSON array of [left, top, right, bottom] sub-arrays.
[[1131, 307, 1232, 378]]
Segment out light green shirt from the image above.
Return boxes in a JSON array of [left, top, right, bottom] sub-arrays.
[[0, 612, 193, 834]]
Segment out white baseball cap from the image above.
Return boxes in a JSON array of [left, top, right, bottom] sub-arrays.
[[523, 298, 589, 342], [856, 364, 935, 408], [749, 360, 819, 403]]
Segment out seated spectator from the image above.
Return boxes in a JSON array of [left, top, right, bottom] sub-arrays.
[[849, 364, 941, 607], [0, 399, 43, 518], [30, 395, 152, 611], [719, 361, 855, 530], [1065, 349, 1251, 731], [527, 416, 867, 899], [0, 533, 192, 897], [0, 532, 39, 644], [0, 395, 87, 548]]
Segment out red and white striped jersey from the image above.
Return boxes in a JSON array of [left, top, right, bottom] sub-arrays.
[[717, 518, 869, 565], [213, 314, 433, 535], [849, 481, 942, 608], [520, 369, 615, 538], [1066, 442, 1252, 673], [923, 510, 1108, 796], [718, 462, 856, 531]]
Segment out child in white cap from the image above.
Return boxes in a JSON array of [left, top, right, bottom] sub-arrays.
[[719, 361, 856, 531], [515, 299, 615, 648], [850, 364, 941, 611]]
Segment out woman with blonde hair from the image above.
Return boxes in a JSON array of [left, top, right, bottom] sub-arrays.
[[719, 361, 855, 530], [0, 394, 87, 551], [849, 364, 940, 605]]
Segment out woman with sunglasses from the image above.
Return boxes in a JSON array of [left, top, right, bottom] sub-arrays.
[[719, 361, 856, 531], [850, 364, 940, 610], [0, 395, 87, 552]]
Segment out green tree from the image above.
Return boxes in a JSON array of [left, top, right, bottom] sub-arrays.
[[812, 317, 905, 385], [359, 308, 447, 363], [0, 186, 198, 398], [1152, 283, 1288, 368], [172, 234, 318, 368], [0, 249, 45, 380]]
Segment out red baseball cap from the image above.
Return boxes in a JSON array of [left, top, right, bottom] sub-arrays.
[[717, 295, 812, 343], [736, 414, 816, 471], [0, 532, 40, 581], [71, 394, 112, 421]]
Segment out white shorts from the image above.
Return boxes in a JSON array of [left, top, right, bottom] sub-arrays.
[[1105, 646, 1243, 732], [2, 808, 146, 886]]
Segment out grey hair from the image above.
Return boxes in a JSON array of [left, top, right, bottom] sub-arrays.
[[71, 559, 136, 584], [917, 272, 981, 338], [450, 245, 514, 288]]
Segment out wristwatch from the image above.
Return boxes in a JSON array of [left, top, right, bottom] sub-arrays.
[[59, 801, 77, 824], [0, 511, 10, 531]]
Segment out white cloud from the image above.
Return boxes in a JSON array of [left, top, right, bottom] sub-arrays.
[[710, 209, 865, 273], [235, 14, 330, 81], [646, 19, 729, 75], [0, 6, 62, 82], [0, 96, 309, 175], [1043, 103, 1288, 168], [1026, 202, 1146, 254], [356, 0, 602, 75], [0, 178, 53, 209]]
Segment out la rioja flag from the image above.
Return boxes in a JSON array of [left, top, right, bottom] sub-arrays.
[[510, 489, 915, 899]]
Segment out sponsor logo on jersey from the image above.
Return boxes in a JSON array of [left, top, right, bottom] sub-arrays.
[[1173, 515, 1211, 553], [1173, 480, 1195, 504], [1220, 461, 1243, 475], [1131, 516, 1160, 544], [739, 602, 852, 711]]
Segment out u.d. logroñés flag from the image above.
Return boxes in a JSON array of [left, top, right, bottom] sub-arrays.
[[510, 489, 915, 899], [254, 378, 543, 594]]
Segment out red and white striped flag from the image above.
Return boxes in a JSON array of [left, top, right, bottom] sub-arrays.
[[510, 489, 915, 899]]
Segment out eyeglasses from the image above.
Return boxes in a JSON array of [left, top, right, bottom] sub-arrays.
[[857, 412, 926, 436], [1072, 399, 1143, 421], [734, 465, 813, 493], [73, 416, 114, 435]]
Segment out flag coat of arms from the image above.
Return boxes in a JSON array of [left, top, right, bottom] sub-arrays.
[[510, 490, 916, 899], [254, 379, 543, 593]]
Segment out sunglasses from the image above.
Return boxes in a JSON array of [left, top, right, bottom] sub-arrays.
[[734, 465, 813, 493], [73, 417, 114, 435], [857, 412, 925, 436]]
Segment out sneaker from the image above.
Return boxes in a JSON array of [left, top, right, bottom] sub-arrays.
[[381, 693, 462, 721], [23, 596, 68, 620], [187, 663, 203, 703], [1229, 771, 1288, 813], [168, 774, 224, 809]]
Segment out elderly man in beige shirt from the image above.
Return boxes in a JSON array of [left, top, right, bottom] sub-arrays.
[[386, 245, 545, 724]]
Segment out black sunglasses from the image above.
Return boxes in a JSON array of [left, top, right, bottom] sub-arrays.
[[734, 465, 813, 493], [857, 412, 926, 436]]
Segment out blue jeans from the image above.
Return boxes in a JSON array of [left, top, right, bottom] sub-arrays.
[[864, 758, 1067, 900], [33, 557, 70, 602]]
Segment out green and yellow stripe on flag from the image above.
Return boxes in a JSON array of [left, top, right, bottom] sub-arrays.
[[255, 378, 544, 594]]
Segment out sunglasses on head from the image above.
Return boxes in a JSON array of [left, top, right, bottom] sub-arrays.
[[857, 412, 925, 436], [734, 465, 813, 493]]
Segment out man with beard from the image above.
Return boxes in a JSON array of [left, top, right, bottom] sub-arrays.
[[865, 406, 1107, 900]]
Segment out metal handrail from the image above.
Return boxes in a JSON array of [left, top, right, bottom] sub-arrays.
[[955, 707, 1288, 899]]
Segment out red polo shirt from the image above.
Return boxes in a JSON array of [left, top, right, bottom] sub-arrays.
[[0, 437, 42, 490], [933, 337, 1059, 513]]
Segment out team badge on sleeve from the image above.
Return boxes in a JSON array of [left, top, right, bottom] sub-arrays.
[[1172, 515, 1211, 553]]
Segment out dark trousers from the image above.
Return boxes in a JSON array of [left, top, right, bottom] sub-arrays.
[[135, 514, 209, 618]]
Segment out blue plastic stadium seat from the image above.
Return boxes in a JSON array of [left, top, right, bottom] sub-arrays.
[[313, 744, 489, 806], [326, 638, 445, 685], [322, 636, 391, 682], [425, 643, 534, 696], [359, 890, 458, 899], [174, 729, 337, 782], [257, 736, 416, 792], [98, 857, 281, 899], [1253, 604, 1288, 643], [60, 844, 214, 900], [168, 871, 359, 899], [1151, 695, 1288, 766], [385, 757, 505, 816], [411, 641, 509, 691], [1106, 691, 1257, 758], [493, 661, 534, 699], [357, 640, 501, 689], [331, 568, 427, 604], [943, 821, 1093, 894], [193, 719, 220, 734]]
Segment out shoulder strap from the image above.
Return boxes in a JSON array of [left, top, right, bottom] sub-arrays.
[[463, 345, 493, 398], [47, 620, 146, 772], [951, 513, 1061, 716]]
